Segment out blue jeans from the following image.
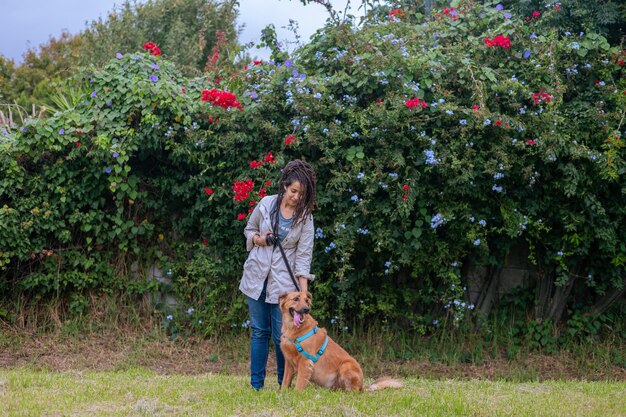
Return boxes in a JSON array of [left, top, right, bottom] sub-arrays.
[[247, 283, 285, 390]]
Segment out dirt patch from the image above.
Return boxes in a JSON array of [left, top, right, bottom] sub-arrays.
[[1, 326, 624, 381]]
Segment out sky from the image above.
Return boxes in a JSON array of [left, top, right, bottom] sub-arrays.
[[0, 0, 360, 64]]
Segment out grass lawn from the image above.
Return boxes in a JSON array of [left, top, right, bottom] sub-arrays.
[[1, 368, 625, 416]]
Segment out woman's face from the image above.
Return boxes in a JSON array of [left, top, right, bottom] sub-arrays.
[[283, 180, 303, 208]]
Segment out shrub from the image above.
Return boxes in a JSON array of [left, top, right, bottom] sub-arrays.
[[1, 1, 624, 332]]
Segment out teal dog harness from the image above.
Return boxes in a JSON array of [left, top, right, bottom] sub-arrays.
[[287, 326, 329, 363]]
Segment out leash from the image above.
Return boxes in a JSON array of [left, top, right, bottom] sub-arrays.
[[276, 239, 301, 291], [286, 326, 329, 363], [272, 202, 301, 292]]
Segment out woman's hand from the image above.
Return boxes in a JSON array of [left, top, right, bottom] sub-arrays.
[[254, 231, 275, 247]]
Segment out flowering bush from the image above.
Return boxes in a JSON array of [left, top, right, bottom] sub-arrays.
[[1, 1, 624, 332]]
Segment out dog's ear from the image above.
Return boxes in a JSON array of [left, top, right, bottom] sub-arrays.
[[306, 291, 312, 302], [278, 292, 289, 304]]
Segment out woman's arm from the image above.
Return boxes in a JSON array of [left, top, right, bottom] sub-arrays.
[[243, 204, 263, 252]]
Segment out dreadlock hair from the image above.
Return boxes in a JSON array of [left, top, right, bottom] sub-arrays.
[[272, 159, 317, 227]]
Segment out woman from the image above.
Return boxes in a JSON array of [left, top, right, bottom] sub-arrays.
[[239, 159, 317, 390]]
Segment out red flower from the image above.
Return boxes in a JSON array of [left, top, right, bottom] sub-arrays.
[[443, 6, 458, 20], [181, 87, 186, 93], [484, 35, 511, 49], [201, 89, 243, 110], [143, 42, 162, 56], [594, 80, 600, 85], [494, 120, 502, 127], [525, 139, 537, 145], [204, 187, 214, 196], [284, 135, 297, 145], [532, 11, 541, 18], [253, 60, 263, 65], [265, 180, 273, 186], [531, 90, 554, 105], [263, 151, 276, 164], [405, 97, 428, 109], [232, 180, 255, 201], [376, 98, 383, 105], [472, 104, 480, 111], [258, 188, 268, 198], [402, 194, 408, 201], [203, 239, 208, 247], [75, 141, 81, 147], [618, 59, 625, 66], [250, 160, 263, 169], [237, 213, 247, 221], [403, 184, 409, 191], [389, 9, 405, 19]]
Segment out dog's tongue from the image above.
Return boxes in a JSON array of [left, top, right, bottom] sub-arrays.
[[293, 312, 304, 327]]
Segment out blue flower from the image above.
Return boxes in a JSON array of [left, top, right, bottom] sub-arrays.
[[459, 119, 467, 125], [105, 166, 112, 174], [284, 59, 293, 67], [91, 91, 97, 98], [324, 242, 336, 253], [473, 239, 481, 246], [424, 149, 440, 165], [315, 228, 325, 239], [151, 63, 160, 70], [496, 4, 504, 11], [149, 75, 159, 83], [250, 91, 258, 99], [503, 12, 511, 19], [523, 50, 531, 59], [112, 152, 119, 158], [116, 52, 123, 59], [58, 129, 65, 135], [166, 315, 173, 320], [431, 213, 445, 229], [479, 219, 487, 227], [187, 308, 195, 315]]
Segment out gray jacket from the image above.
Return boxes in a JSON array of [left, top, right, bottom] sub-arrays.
[[239, 195, 315, 304]]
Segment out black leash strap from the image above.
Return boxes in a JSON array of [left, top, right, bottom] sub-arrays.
[[276, 239, 301, 292], [273, 202, 301, 292]]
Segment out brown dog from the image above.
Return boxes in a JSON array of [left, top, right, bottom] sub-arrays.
[[279, 291, 402, 391]]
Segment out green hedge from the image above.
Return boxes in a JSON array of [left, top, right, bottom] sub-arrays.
[[1, 1, 624, 334]]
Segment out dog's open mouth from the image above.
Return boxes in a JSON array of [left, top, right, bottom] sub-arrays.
[[289, 308, 306, 327]]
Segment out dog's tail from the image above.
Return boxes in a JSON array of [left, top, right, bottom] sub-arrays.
[[366, 377, 403, 391]]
